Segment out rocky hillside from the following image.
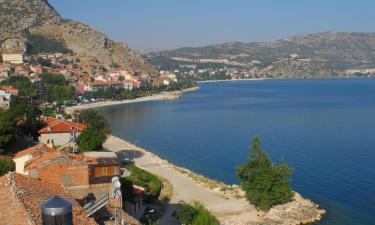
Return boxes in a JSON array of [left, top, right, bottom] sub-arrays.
[[149, 32, 375, 75], [0, 0, 151, 71]]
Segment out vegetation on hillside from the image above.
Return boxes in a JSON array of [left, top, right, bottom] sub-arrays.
[[27, 33, 71, 54], [175, 202, 219, 225], [237, 136, 294, 210], [77, 109, 111, 152], [0, 76, 37, 97], [40, 73, 75, 103]]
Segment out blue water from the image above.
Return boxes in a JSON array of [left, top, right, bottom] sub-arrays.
[[99, 79, 375, 225]]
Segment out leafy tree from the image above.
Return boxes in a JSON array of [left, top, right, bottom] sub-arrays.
[[0, 109, 15, 149], [77, 127, 104, 152], [0, 159, 15, 176], [78, 109, 111, 136], [77, 109, 111, 152], [0, 76, 37, 97], [236, 136, 294, 210], [10, 102, 43, 138], [40, 73, 75, 102]]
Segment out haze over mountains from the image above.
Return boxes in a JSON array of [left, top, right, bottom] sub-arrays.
[[148, 32, 375, 76]]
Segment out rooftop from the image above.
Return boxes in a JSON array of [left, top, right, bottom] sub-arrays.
[[0, 173, 97, 225], [14, 143, 57, 159], [39, 116, 86, 134]]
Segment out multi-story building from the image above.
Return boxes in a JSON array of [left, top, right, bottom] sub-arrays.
[[2, 51, 24, 64], [84, 81, 124, 92]]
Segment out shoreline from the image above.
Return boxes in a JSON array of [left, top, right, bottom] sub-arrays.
[[64, 86, 200, 114], [104, 135, 326, 225], [66, 85, 326, 224]]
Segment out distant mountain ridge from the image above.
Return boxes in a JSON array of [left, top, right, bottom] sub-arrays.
[[0, 0, 151, 70], [149, 32, 375, 76]]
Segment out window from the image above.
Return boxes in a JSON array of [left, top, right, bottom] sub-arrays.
[[94, 166, 115, 178]]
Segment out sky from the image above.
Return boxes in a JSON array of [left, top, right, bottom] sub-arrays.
[[49, 0, 375, 52]]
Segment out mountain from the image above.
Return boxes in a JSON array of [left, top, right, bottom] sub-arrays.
[[0, 0, 151, 71], [148, 32, 375, 76]]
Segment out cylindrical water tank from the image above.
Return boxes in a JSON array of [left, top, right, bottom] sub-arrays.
[[41, 195, 73, 225]]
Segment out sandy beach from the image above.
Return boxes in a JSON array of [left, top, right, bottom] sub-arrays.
[[64, 86, 200, 114]]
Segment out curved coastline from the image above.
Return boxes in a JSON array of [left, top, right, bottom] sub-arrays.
[[65, 86, 326, 225]]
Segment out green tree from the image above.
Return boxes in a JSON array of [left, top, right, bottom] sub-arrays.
[[40, 73, 75, 102], [0, 159, 15, 176], [0, 109, 15, 149], [0, 76, 37, 97], [10, 102, 43, 138], [77, 109, 111, 152], [236, 136, 294, 210], [77, 127, 104, 152]]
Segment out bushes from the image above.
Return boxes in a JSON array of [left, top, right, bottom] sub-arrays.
[[175, 202, 219, 225], [124, 163, 161, 203], [0, 159, 15, 176], [237, 136, 294, 211]]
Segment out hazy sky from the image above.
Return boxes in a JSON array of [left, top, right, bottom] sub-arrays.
[[49, 0, 375, 52]]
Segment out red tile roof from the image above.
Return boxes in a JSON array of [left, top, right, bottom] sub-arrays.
[[39, 117, 86, 134], [14, 144, 57, 159], [0, 173, 97, 225]]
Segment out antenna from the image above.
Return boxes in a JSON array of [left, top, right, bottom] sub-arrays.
[[110, 176, 124, 225]]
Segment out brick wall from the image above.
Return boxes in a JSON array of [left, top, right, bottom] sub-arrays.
[[35, 163, 89, 187]]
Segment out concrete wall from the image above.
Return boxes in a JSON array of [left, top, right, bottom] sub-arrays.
[[39, 133, 72, 146]]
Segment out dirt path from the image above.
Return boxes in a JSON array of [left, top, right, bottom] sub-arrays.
[[103, 136, 255, 224]]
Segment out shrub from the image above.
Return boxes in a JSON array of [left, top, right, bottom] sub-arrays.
[[176, 202, 219, 225], [0, 159, 15, 176], [125, 163, 161, 202]]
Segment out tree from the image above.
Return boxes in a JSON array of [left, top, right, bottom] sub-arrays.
[[10, 102, 43, 138], [77, 109, 111, 152], [77, 127, 104, 152], [40, 73, 75, 103], [236, 136, 294, 211], [0, 76, 37, 97], [0, 109, 15, 149]]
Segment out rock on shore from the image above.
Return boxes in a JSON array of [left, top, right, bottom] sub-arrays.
[[220, 193, 325, 225]]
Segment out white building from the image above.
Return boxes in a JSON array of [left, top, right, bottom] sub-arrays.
[[84, 81, 124, 92], [2, 51, 24, 64], [0, 90, 11, 109]]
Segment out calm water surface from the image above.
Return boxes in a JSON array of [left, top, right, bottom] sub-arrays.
[[99, 79, 375, 225]]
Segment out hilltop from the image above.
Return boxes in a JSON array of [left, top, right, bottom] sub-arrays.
[[0, 0, 151, 71], [148, 32, 375, 77]]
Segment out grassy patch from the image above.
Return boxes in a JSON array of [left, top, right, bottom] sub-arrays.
[[124, 163, 161, 203]]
